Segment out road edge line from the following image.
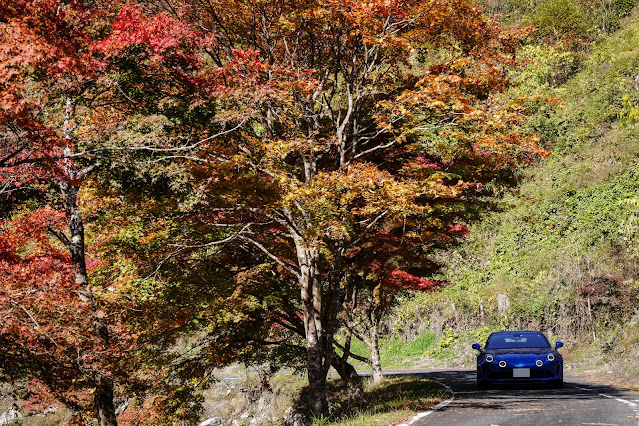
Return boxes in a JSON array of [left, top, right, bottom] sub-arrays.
[[570, 384, 638, 407], [398, 380, 455, 426]]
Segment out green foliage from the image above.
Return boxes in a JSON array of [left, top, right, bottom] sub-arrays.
[[618, 200, 639, 258], [487, 0, 638, 43], [590, 0, 638, 33], [438, 328, 459, 349], [388, 14, 639, 354], [616, 0, 637, 15], [311, 415, 331, 426], [404, 332, 438, 357], [527, 0, 590, 38], [618, 95, 639, 125], [513, 45, 578, 89], [428, 346, 455, 361], [334, 337, 371, 361], [379, 332, 437, 367], [470, 325, 495, 344]]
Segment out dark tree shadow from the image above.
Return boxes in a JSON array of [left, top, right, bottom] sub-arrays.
[[289, 374, 450, 424]]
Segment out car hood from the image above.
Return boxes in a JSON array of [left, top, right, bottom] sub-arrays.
[[486, 348, 555, 355]]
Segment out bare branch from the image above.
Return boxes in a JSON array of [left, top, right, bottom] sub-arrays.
[[353, 139, 399, 160], [167, 223, 253, 249], [71, 120, 244, 158], [0, 147, 26, 168], [240, 235, 301, 279], [347, 210, 388, 249], [47, 226, 72, 249], [274, 318, 305, 336], [13, 300, 41, 330], [333, 340, 371, 364]]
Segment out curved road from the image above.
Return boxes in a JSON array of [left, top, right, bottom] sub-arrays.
[[405, 370, 639, 425]]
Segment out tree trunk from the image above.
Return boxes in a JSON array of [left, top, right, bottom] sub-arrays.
[[290, 201, 350, 417], [296, 241, 330, 416], [307, 355, 328, 416], [369, 316, 384, 383], [59, 177, 117, 426], [331, 355, 364, 407], [57, 97, 117, 425], [95, 376, 117, 426], [368, 288, 384, 383]]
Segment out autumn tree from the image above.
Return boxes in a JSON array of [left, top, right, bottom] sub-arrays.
[[0, 0, 218, 422], [104, 0, 549, 416], [0, 0, 127, 423]]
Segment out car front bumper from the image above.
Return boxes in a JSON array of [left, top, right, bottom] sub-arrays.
[[478, 361, 563, 383]]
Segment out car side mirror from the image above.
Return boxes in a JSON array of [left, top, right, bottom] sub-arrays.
[[555, 341, 564, 349], [472, 343, 481, 351]]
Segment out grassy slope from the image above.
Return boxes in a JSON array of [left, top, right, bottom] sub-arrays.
[[380, 13, 639, 381]]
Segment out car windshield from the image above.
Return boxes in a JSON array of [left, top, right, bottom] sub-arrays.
[[486, 332, 551, 349]]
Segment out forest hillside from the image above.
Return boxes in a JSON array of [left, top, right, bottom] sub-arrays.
[[382, 0, 639, 382]]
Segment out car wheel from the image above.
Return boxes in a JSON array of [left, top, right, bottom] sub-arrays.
[[551, 380, 563, 389], [477, 379, 490, 390]]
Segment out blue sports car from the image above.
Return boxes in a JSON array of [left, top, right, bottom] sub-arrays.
[[472, 331, 564, 389]]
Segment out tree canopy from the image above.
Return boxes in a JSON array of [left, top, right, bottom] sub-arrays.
[[0, 0, 549, 422]]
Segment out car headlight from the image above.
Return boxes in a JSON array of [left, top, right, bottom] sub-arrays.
[[498, 360, 507, 368], [485, 355, 494, 362], [547, 354, 556, 362], [536, 360, 543, 367]]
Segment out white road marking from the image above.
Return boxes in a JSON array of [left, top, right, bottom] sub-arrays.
[[398, 381, 455, 426], [617, 398, 638, 407], [570, 384, 638, 407]]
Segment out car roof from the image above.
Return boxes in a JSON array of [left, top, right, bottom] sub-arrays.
[[489, 331, 546, 336]]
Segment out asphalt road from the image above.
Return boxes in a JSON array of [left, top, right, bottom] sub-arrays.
[[405, 369, 639, 426]]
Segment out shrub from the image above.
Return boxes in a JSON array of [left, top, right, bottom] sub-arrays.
[[528, 0, 590, 38], [513, 45, 579, 89]]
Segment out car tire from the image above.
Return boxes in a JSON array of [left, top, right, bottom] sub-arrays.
[[551, 380, 563, 389], [477, 380, 489, 390]]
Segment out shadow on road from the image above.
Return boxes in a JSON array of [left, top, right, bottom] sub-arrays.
[[400, 369, 638, 413]]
